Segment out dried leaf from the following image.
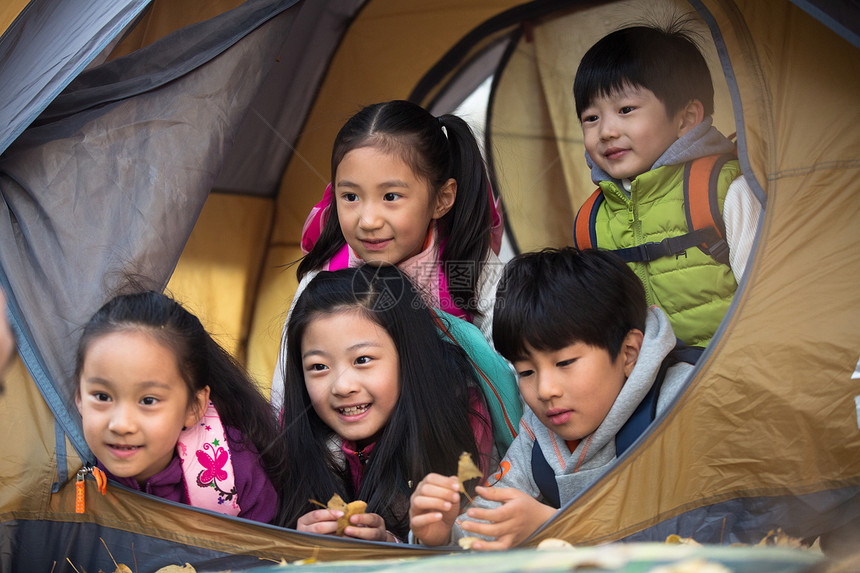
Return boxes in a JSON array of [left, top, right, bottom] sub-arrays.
[[757, 528, 804, 548], [457, 452, 482, 494], [325, 493, 367, 536], [665, 534, 702, 546], [458, 536, 480, 550], [537, 538, 573, 550], [327, 493, 348, 513], [154, 564, 196, 573], [113, 566, 133, 573]]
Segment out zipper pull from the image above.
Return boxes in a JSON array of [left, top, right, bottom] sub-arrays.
[[75, 465, 108, 514]]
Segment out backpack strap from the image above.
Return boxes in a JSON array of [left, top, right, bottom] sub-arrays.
[[531, 440, 561, 509], [614, 339, 704, 457], [684, 153, 735, 265], [430, 309, 522, 454], [573, 188, 604, 249]]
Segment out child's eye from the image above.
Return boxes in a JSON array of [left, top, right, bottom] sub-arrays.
[[307, 363, 328, 372], [619, 106, 635, 114], [516, 369, 534, 378], [140, 396, 158, 406], [342, 193, 358, 203], [581, 114, 598, 123], [557, 358, 577, 368], [93, 392, 111, 402], [382, 192, 400, 201], [354, 355, 373, 365]]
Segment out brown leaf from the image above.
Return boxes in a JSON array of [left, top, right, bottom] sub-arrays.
[[325, 493, 367, 536], [536, 538, 573, 549], [154, 564, 196, 573], [113, 566, 133, 573], [665, 534, 702, 546], [326, 493, 348, 513], [757, 528, 804, 548], [457, 452, 482, 494]]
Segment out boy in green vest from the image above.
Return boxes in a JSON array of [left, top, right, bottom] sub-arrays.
[[572, 21, 762, 347]]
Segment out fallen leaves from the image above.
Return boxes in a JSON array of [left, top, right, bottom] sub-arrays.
[[665, 534, 702, 546], [536, 538, 574, 550], [154, 564, 196, 573], [457, 452, 483, 502], [665, 528, 808, 549], [311, 493, 368, 536], [756, 528, 805, 548]]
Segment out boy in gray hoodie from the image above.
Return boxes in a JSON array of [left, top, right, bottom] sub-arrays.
[[409, 248, 695, 549]]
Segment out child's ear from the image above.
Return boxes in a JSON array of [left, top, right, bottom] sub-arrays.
[[621, 329, 644, 378], [432, 178, 457, 219], [184, 385, 211, 428], [676, 99, 705, 138], [75, 390, 82, 414]]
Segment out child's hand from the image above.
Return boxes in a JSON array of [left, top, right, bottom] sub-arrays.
[[297, 509, 395, 542], [296, 508, 342, 535], [459, 485, 556, 551], [409, 473, 461, 546], [342, 511, 395, 542]]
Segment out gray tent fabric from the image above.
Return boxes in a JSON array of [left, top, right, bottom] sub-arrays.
[[213, 0, 366, 197], [35, 0, 300, 125], [0, 0, 152, 156], [0, 0, 302, 460]]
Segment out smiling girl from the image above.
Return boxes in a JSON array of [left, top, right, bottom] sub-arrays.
[[271, 99, 504, 410], [75, 291, 285, 523], [275, 265, 491, 542]]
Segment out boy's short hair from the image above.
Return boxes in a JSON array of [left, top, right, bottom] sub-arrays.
[[573, 22, 714, 119], [493, 248, 646, 362]]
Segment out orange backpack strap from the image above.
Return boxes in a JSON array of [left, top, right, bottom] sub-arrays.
[[683, 153, 735, 265], [573, 188, 604, 249]]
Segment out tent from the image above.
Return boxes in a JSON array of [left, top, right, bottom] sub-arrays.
[[1, 0, 858, 571]]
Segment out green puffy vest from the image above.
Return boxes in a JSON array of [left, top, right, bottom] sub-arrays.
[[594, 161, 742, 346]]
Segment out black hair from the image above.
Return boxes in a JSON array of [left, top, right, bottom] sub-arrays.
[[493, 248, 646, 363], [573, 19, 714, 119], [298, 99, 494, 318], [74, 291, 287, 517], [276, 265, 488, 539]]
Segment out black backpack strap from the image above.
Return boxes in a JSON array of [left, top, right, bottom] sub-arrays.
[[610, 227, 724, 263], [615, 339, 704, 457], [531, 440, 561, 509]]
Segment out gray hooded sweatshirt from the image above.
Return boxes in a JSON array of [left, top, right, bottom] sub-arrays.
[[450, 306, 694, 541]]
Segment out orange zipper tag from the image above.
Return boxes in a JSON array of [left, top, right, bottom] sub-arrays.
[[75, 466, 108, 514], [75, 468, 87, 514]]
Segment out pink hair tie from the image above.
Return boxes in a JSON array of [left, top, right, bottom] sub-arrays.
[[300, 183, 334, 254]]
